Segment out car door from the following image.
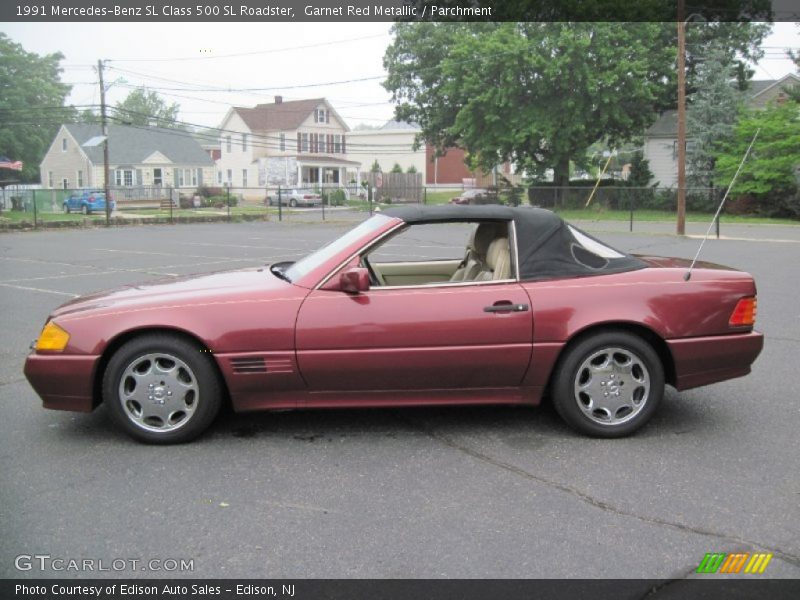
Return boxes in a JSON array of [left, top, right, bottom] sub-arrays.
[[295, 280, 533, 393]]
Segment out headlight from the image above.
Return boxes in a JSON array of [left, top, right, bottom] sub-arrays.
[[36, 321, 71, 352]]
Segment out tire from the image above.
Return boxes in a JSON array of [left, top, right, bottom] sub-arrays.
[[551, 331, 664, 438], [81, 205, 89, 215], [289, 198, 297, 208], [63, 204, 70, 214], [102, 334, 223, 444]]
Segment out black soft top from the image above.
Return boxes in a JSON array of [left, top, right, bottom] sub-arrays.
[[383, 205, 645, 281]]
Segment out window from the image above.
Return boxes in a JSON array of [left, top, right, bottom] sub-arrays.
[[77, 170, 83, 187], [48, 171, 53, 187], [217, 171, 222, 184], [226, 169, 232, 185], [241, 133, 248, 151], [315, 108, 326, 123], [319, 134, 327, 153], [333, 134, 342, 154], [178, 168, 199, 187], [242, 169, 248, 187], [226, 135, 232, 153], [115, 169, 134, 187], [153, 168, 163, 186], [301, 133, 309, 152], [61, 138, 67, 152], [62, 178, 69, 190], [279, 133, 286, 151]]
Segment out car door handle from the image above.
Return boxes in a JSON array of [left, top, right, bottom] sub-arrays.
[[484, 302, 529, 313]]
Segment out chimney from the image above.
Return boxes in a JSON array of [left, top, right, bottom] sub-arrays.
[[274, 95, 283, 104]]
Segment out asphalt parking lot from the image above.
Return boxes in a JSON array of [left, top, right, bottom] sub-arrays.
[[1, 215, 798, 579]]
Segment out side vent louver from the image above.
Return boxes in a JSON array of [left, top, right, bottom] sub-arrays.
[[230, 357, 267, 374]]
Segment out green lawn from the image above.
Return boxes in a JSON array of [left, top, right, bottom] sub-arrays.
[[553, 208, 799, 225]]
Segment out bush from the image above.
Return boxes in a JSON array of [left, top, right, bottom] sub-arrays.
[[327, 189, 346, 206]]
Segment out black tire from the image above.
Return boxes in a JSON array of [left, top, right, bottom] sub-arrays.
[[102, 334, 222, 444], [551, 331, 664, 438], [63, 204, 70, 214], [289, 198, 297, 207], [81, 205, 89, 215]]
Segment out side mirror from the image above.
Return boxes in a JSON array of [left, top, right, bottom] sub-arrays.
[[340, 267, 370, 294]]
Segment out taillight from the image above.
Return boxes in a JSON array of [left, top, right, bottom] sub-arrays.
[[303, 195, 312, 199], [729, 296, 757, 328]]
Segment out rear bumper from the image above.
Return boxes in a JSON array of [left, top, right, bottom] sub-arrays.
[[668, 331, 764, 391], [23, 352, 100, 412]]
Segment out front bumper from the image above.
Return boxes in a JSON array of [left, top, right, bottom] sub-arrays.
[[23, 352, 100, 412], [667, 331, 764, 391]]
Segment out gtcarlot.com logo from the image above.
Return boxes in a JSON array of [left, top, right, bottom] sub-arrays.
[[14, 554, 194, 573], [696, 552, 773, 574]]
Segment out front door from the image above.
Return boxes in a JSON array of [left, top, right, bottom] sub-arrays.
[[295, 282, 532, 393]]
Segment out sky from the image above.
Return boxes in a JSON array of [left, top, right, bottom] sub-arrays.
[[2, 22, 798, 131]]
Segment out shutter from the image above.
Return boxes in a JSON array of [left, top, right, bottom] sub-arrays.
[[325, 110, 330, 124], [327, 136, 332, 153], [342, 135, 346, 154], [312, 133, 317, 154], [297, 132, 301, 153], [314, 110, 318, 123], [197, 169, 203, 186], [173, 169, 179, 187], [135, 169, 143, 185]]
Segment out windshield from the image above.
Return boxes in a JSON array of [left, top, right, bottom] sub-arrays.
[[283, 214, 394, 282]]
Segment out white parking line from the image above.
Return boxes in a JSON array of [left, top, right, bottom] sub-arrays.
[[0, 282, 79, 297]]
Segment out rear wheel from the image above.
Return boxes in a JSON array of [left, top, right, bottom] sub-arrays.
[[552, 331, 664, 438], [81, 205, 89, 215], [63, 204, 70, 214], [103, 334, 222, 444], [289, 198, 297, 207]]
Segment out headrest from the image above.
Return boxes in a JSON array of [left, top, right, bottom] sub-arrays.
[[473, 222, 502, 256]]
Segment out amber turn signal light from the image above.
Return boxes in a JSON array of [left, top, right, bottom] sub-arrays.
[[36, 321, 70, 352], [729, 297, 757, 328]]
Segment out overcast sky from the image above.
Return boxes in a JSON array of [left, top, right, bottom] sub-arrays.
[[2, 22, 797, 130]]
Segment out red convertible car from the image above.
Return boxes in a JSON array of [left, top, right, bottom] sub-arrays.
[[25, 206, 763, 443]]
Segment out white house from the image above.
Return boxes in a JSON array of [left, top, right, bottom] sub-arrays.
[[347, 120, 426, 176], [215, 96, 360, 198], [643, 73, 800, 188]]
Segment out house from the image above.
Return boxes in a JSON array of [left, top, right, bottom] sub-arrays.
[[39, 124, 215, 197], [215, 96, 360, 198], [643, 73, 800, 188], [348, 119, 494, 187]]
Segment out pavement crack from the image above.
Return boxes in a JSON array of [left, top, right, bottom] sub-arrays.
[[401, 415, 800, 569]]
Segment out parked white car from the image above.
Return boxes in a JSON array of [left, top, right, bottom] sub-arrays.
[[265, 189, 321, 207]]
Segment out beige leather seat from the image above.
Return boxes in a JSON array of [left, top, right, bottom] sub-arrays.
[[474, 237, 511, 281], [450, 222, 503, 282]]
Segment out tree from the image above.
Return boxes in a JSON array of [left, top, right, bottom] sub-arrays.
[[114, 87, 181, 129], [383, 22, 768, 187], [406, 165, 418, 174], [686, 43, 744, 190], [0, 33, 74, 182], [713, 98, 800, 217], [370, 159, 382, 173], [390, 162, 403, 173]]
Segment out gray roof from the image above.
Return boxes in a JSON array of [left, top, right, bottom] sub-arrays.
[[380, 119, 420, 131], [645, 110, 678, 137], [65, 123, 213, 166]]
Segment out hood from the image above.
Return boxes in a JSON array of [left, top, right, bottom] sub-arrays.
[[51, 267, 293, 320]]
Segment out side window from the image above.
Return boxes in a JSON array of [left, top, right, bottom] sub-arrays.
[[367, 223, 474, 264]]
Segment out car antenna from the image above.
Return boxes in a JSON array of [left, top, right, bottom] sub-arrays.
[[684, 128, 760, 282]]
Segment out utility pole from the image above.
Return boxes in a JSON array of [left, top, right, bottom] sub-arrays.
[[98, 59, 112, 226], [676, 0, 687, 235]]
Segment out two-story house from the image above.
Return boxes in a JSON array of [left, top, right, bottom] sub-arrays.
[[215, 96, 360, 198], [643, 73, 800, 188]]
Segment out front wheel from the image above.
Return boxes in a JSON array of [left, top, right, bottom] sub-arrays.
[[81, 205, 89, 215], [552, 332, 664, 438], [289, 198, 297, 208], [63, 204, 70, 214], [102, 334, 223, 444]]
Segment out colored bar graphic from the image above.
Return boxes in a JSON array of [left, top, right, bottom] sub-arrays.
[[696, 553, 726, 574], [744, 553, 773, 574], [696, 552, 773, 574]]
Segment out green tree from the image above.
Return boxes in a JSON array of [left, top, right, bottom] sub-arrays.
[[0, 33, 74, 182], [383, 22, 768, 187], [406, 165, 418, 174], [390, 162, 403, 173], [686, 43, 745, 189], [370, 159, 382, 173], [714, 99, 800, 217], [114, 87, 181, 129]]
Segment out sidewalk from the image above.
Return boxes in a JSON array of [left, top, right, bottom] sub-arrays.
[[568, 218, 800, 243]]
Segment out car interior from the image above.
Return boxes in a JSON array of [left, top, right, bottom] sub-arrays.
[[362, 220, 513, 287]]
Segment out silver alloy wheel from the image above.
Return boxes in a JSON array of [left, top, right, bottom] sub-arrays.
[[573, 346, 650, 426], [118, 352, 199, 433]]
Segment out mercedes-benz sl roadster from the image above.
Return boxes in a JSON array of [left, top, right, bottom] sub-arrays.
[[25, 206, 763, 443]]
